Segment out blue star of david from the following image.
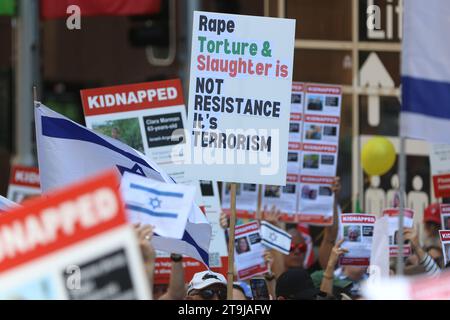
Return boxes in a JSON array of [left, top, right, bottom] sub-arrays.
[[117, 163, 146, 177], [269, 232, 277, 242], [149, 197, 161, 210]]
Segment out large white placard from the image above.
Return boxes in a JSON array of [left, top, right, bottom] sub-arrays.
[[186, 11, 295, 185]]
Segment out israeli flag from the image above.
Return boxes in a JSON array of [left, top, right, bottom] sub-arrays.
[[401, 0, 450, 143], [35, 102, 212, 266], [121, 172, 196, 239], [0, 195, 17, 212], [260, 221, 292, 255]]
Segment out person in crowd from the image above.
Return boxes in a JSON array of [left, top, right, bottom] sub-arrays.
[[318, 239, 349, 299], [157, 254, 186, 300], [404, 226, 440, 276], [134, 223, 187, 300], [134, 223, 156, 289], [232, 281, 253, 300], [423, 203, 442, 248], [425, 245, 444, 269], [185, 271, 227, 300], [318, 177, 341, 269], [275, 268, 319, 300]]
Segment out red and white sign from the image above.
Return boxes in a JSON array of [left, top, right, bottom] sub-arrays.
[[0, 170, 151, 300], [6, 166, 41, 204], [221, 82, 342, 225], [234, 221, 268, 280], [441, 204, 450, 231], [339, 213, 376, 266], [430, 143, 450, 198], [440, 230, 450, 266]]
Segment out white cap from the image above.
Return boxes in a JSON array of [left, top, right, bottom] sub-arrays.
[[187, 271, 227, 295]]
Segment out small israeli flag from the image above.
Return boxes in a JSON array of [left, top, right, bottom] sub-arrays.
[[260, 221, 292, 255], [121, 172, 196, 239]]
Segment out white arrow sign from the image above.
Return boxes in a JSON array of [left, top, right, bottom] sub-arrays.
[[359, 52, 395, 127]]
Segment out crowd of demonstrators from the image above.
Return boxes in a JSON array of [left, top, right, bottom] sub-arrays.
[[131, 176, 448, 300]]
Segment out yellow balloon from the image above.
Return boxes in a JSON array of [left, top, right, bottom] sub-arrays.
[[361, 137, 396, 176]]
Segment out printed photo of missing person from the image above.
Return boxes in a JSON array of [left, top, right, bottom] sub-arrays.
[[344, 225, 361, 242], [303, 154, 319, 169], [307, 95, 324, 111], [289, 122, 300, 133], [301, 185, 317, 200], [282, 184, 296, 194], [291, 93, 302, 104], [235, 237, 251, 255], [305, 124, 322, 140], [264, 185, 281, 198]]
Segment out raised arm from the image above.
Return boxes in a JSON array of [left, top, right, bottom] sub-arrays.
[[404, 227, 440, 277], [320, 239, 348, 296], [318, 177, 341, 269], [134, 224, 156, 294], [158, 254, 186, 300]]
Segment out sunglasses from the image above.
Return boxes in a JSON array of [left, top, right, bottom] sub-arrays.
[[290, 242, 307, 254], [193, 287, 227, 300]]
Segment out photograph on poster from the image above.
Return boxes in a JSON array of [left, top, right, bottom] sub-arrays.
[[291, 93, 302, 104], [344, 225, 362, 242], [303, 154, 320, 169], [301, 185, 317, 200], [305, 124, 322, 140], [265, 185, 281, 198], [235, 237, 251, 255], [92, 118, 144, 153], [307, 95, 324, 111]]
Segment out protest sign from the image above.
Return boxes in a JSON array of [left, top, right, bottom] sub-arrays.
[[439, 230, 450, 266], [260, 221, 292, 255], [339, 214, 376, 266], [220, 82, 342, 224], [297, 84, 342, 225], [233, 221, 268, 280], [185, 11, 295, 185], [6, 165, 41, 203], [0, 170, 151, 300], [382, 208, 414, 257], [440, 204, 450, 230], [120, 172, 196, 239], [430, 143, 450, 198], [81, 79, 187, 183]]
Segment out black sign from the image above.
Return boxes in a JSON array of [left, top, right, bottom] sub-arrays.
[[63, 248, 137, 300], [144, 112, 185, 148]]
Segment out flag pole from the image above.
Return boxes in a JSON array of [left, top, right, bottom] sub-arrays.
[[397, 136, 406, 275], [227, 182, 237, 300], [256, 184, 263, 221], [33, 85, 38, 103]]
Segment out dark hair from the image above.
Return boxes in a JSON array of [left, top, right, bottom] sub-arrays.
[[276, 269, 318, 300]]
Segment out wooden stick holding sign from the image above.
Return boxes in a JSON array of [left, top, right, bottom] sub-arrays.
[[226, 182, 237, 300]]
